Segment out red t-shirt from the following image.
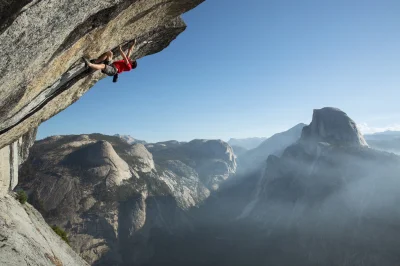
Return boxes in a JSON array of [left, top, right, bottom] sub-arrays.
[[112, 60, 132, 74]]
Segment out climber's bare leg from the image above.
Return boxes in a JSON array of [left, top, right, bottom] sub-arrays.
[[87, 63, 106, 71], [94, 51, 113, 63]]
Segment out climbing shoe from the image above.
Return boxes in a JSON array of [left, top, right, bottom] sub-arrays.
[[112, 74, 119, 83]]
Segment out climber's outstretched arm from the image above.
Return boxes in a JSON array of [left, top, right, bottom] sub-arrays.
[[126, 39, 136, 58], [119, 45, 130, 65]]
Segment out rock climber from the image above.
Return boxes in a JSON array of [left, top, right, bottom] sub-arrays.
[[82, 39, 137, 83]]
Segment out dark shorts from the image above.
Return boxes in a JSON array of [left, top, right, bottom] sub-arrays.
[[100, 60, 118, 76]]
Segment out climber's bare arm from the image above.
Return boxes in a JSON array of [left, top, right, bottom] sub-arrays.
[[126, 39, 136, 58], [119, 45, 130, 65]]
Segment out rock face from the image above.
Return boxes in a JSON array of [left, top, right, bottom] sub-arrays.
[[65, 140, 133, 186], [0, 1, 204, 264], [148, 139, 237, 191], [127, 143, 155, 173], [0, 0, 204, 195], [301, 107, 368, 147], [0, 194, 88, 266], [0, 128, 37, 195], [19, 134, 235, 265]]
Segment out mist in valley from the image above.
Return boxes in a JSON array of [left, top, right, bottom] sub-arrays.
[[144, 141, 400, 266]]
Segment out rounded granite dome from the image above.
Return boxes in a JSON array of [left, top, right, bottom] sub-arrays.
[[301, 107, 368, 147], [127, 143, 155, 173]]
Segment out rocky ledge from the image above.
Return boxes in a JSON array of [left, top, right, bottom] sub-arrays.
[[0, 194, 88, 266], [0, 0, 204, 195], [0, 1, 204, 265]]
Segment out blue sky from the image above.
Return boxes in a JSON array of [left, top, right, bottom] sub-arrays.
[[38, 0, 400, 142]]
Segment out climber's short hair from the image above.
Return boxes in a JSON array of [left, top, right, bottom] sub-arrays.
[[131, 60, 138, 69]]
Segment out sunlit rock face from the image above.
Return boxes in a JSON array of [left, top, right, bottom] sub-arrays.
[[0, 0, 204, 194], [18, 134, 235, 265], [0, 194, 89, 266], [0, 129, 37, 195], [0, 1, 204, 265], [127, 143, 155, 173], [183, 139, 237, 190]]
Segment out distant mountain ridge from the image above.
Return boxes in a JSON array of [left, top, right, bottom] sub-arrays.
[[364, 131, 400, 154], [228, 137, 267, 150], [364, 131, 400, 140], [114, 134, 146, 145], [230, 145, 248, 157], [366, 130, 400, 136], [238, 123, 306, 172]]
